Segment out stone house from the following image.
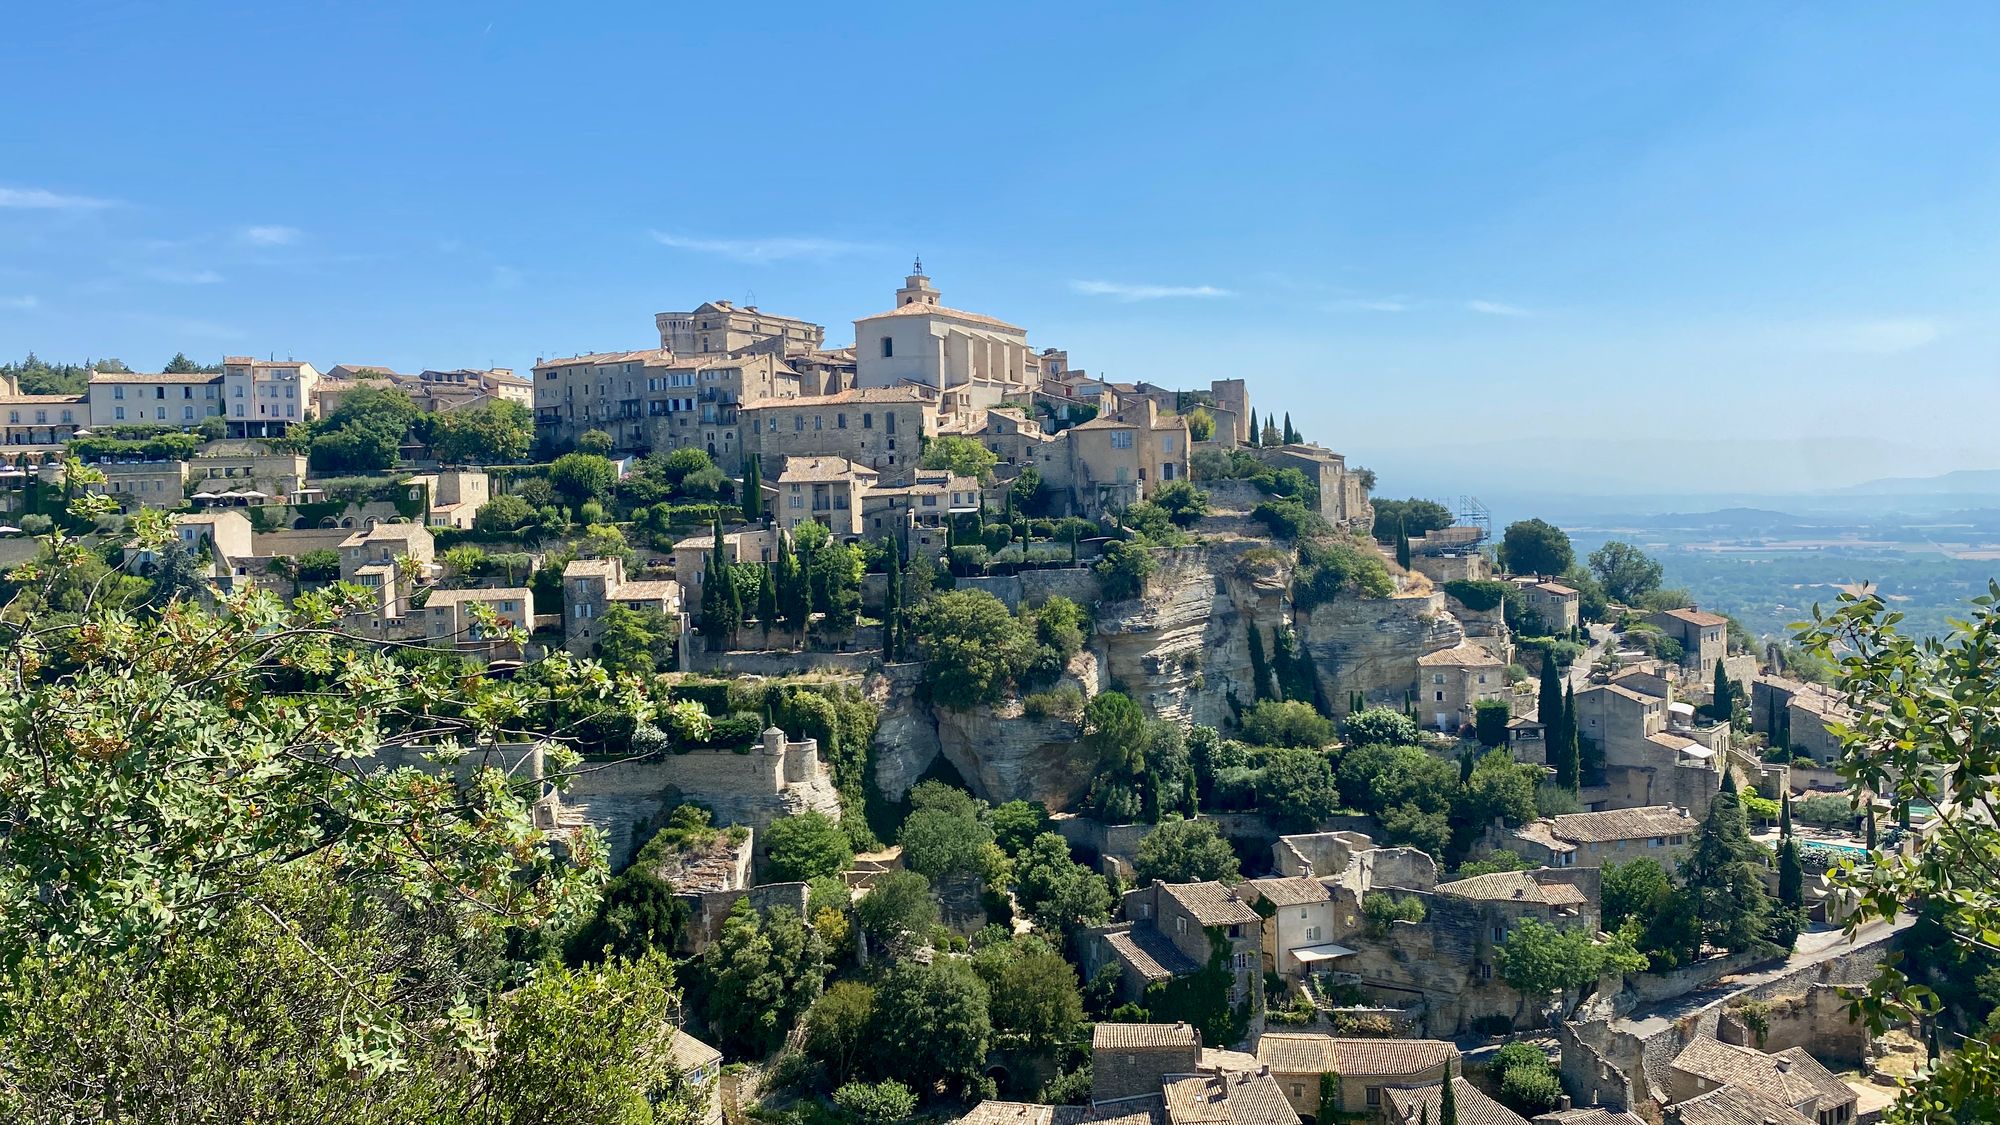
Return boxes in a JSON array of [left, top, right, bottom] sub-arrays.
[[1512, 577, 1581, 634], [1385, 1077, 1528, 1125], [401, 469, 489, 529], [1091, 1022, 1202, 1103], [741, 385, 938, 474], [668, 526, 780, 606], [859, 467, 981, 553], [1247, 444, 1372, 533], [562, 556, 680, 655], [656, 299, 825, 358], [1750, 676, 1850, 767], [1647, 607, 1729, 679], [1253, 1034, 1457, 1119], [66, 456, 187, 510], [669, 1029, 726, 1125], [1432, 868, 1602, 959], [532, 348, 799, 462], [1161, 1069, 1299, 1125], [1064, 400, 1191, 516], [1242, 877, 1347, 987], [1505, 806, 1698, 869], [420, 586, 532, 659], [1416, 642, 1508, 733], [1665, 1037, 1857, 1125], [1575, 680, 1725, 818], [87, 368, 225, 427], [221, 356, 320, 438], [191, 443, 309, 507], [775, 455, 876, 538], [1089, 882, 1263, 1012], [0, 372, 86, 446]]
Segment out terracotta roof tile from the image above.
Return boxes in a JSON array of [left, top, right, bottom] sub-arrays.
[[1246, 877, 1332, 908], [1160, 882, 1262, 926], [1384, 1078, 1529, 1125], [1093, 1022, 1200, 1050], [1546, 806, 1696, 844], [1255, 1034, 1457, 1078]]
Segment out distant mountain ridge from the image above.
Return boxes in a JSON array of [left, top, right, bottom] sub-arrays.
[[1836, 468, 2000, 495]]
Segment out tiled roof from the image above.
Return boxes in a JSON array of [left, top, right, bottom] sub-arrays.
[[1646, 732, 1702, 752], [1384, 1078, 1529, 1125], [533, 348, 671, 370], [1509, 820, 1576, 854], [610, 580, 677, 602], [1547, 806, 1696, 844], [88, 371, 223, 384], [1105, 928, 1203, 982], [1246, 877, 1331, 908], [1532, 1109, 1646, 1125], [958, 1101, 1056, 1125], [1670, 1038, 1854, 1112], [1160, 882, 1262, 926], [424, 586, 530, 606], [668, 1029, 722, 1072], [563, 558, 620, 577], [1531, 581, 1579, 597], [1667, 1084, 1814, 1125], [1589, 683, 1663, 705], [858, 300, 1025, 332], [1435, 871, 1588, 907], [1093, 1022, 1200, 1051], [1418, 642, 1503, 668], [1162, 1070, 1298, 1125], [1255, 1034, 1457, 1078], [777, 455, 877, 483], [352, 522, 431, 540], [1658, 607, 1730, 628]]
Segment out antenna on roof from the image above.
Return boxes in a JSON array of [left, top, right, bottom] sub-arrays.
[[913, 255, 923, 275]]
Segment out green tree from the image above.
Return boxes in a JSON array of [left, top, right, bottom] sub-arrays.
[[1708, 660, 1740, 724], [548, 452, 618, 506], [855, 870, 938, 950], [1152, 480, 1210, 528], [804, 981, 878, 1087], [989, 947, 1084, 1049], [1395, 517, 1411, 569], [1586, 540, 1664, 605], [1454, 750, 1539, 852], [594, 604, 671, 676], [1601, 857, 1675, 932], [921, 435, 999, 481], [1013, 833, 1111, 942], [701, 900, 827, 1057], [1473, 699, 1511, 747], [1185, 406, 1215, 442], [1085, 691, 1148, 779], [1241, 700, 1336, 748], [909, 589, 1037, 708], [1678, 786, 1772, 959], [699, 521, 742, 650], [1247, 623, 1275, 702], [575, 429, 615, 456], [990, 800, 1051, 857], [1499, 518, 1574, 577], [869, 959, 992, 1098], [473, 492, 536, 535], [1246, 409, 1259, 447], [834, 1080, 917, 1125], [899, 781, 998, 882], [743, 453, 763, 520], [809, 539, 863, 631], [425, 400, 533, 464], [1496, 919, 1646, 1008], [1260, 748, 1343, 831], [1134, 816, 1241, 885], [766, 811, 854, 883], [1094, 537, 1157, 600], [1370, 498, 1454, 542], [1344, 707, 1419, 747]]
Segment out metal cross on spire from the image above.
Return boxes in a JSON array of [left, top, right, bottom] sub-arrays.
[[912, 255, 924, 275]]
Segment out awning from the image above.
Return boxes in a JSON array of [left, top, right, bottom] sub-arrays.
[[1291, 943, 1359, 964]]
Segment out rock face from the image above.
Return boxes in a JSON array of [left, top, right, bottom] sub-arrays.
[[1299, 590, 1465, 712], [1095, 543, 1291, 728], [870, 650, 1106, 811]]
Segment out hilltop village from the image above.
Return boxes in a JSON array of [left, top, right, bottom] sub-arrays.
[[0, 268, 1937, 1125]]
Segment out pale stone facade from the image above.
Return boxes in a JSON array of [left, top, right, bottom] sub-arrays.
[[0, 373, 85, 446], [420, 586, 533, 659], [1416, 641, 1507, 732], [775, 455, 875, 538], [1064, 400, 1192, 517], [740, 386, 937, 474], [562, 555, 681, 656], [854, 266, 1036, 416], [656, 300, 825, 357], [87, 370, 225, 428], [222, 357, 320, 437]]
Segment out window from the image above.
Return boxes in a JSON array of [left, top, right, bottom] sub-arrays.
[[862, 412, 873, 429], [795, 416, 804, 432], [1649, 837, 1664, 848], [837, 413, 846, 429], [1110, 430, 1133, 449], [1162, 434, 1176, 452], [155, 386, 165, 399], [1366, 1088, 1382, 1108], [814, 415, 823, 430], [113, 387, 125, 400], [1305, 925, 1321, 941], [1175, 917, 1188, 936], [880, 336, 893, 358], [115, 407, 126, 421], [1291, 1084, 1303, 1099], [790, 495, 803, 509], [60, 409, 72, 423], [1435, 691, 1445, 702], [156, 407, 166, 420]]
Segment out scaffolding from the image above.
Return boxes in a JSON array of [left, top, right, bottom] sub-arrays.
[[1454, 495, 1492, 545]]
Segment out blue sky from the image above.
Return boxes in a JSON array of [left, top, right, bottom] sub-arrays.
[[5, 2, 1999, 498]]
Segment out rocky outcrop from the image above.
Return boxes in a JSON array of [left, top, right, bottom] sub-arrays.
[[1096, 543, 1291, 728], [1299, 590, 1465, 711], [869, 651, 1105, 811]]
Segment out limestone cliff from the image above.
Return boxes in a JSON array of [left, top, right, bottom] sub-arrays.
[[1299, 590, 1466, 711], [1095, 542, 1289, 728]]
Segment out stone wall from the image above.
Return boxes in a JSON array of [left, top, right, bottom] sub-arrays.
[[956, 567, 1103, 613], [1300, 591, 1464, 713], [688, 646, 880, 677], [1716, 984, 1868, 1063]]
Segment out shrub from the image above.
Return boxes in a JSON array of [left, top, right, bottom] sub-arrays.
[[1022, 685, 1086, 723], [1474, 698, 1512, 747], [1362, 891, 1425, 932], [1294, 536, 1392, 608], [1240, 700, 1336, 749], [833, 1079, 918, 1125], [1442, 579, 1514, 612], [1251, 499, 1318, 540], [1094, 538, 1156, 601], [1343, 707, 1418, 747]]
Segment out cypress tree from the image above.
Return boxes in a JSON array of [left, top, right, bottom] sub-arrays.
[[882, 546, 902, 661], [1778, 824, 1804, 910], [1537, 655, 1563, 731], [1721, 768, 1738, 796], [1711, 661, 1737, 724], [1681, 784, 1771, 957], [758, 560, 777, 640], [1439, 1066, 1458, 1125], [1561, 683, 1581, 792], [1247, 623, 1274, 702], [1246, 409, 1259, 447], [1282, 412, 1296, 444], [1395, 517, 1411, 570], [743, 454, 763, 521], [699, 520, 739, 650]]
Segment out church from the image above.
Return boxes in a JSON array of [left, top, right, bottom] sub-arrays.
[[853, 262, 1038, 416]]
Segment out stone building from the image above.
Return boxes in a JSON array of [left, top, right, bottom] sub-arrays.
[[1416, 641, 1508, 733], [1433, 868, 1602, 955], [1505, 806, 1699, 869], [667, 526, 780, 610], [561, 556, 680, 656], [1064, 400, 1192, 516], [1254, 1035, 1457, 1119], [1385, 1077, 1529, 1125], [0, 373, 85, 446], [532, 347, 800, 462], [1088, 881, 1263, 1014], [775, 455, 875, 537], [400, 469, 490, 529], [740, 386, 937, 474], [860, 467, 981, 557], [1247, 444, 1372, 532], [656, 300, 825, 357], [854, 265, 1038, 416], [420, 586, 533, 660], [1750, 676, 1850, 767], [191, 443, 309, 507], [1648, 607, 1729, 680], [1161, 1069, 1299, 1125], [86, 369, 225, 427], [1574, 679, 1726, 817], [1665, 1037, 1857, 1125], [63, 455, 187, 510], [1091, 1022, 1202, 1103], [222, 356, 320, 437], [669, 1030, 726, 1125], [1512, 577, 1581, 634]]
